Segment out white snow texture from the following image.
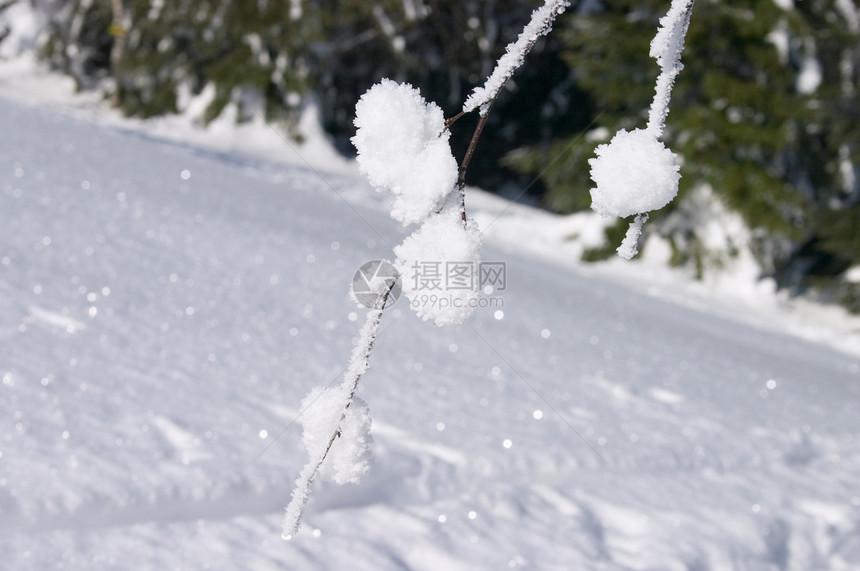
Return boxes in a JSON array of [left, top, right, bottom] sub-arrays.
[[463, 0, 570, 115], [394, 211, 482, 326], [352, 79, 458, 225], [5, 63, 860, 570], [589, 129, 679, 218]]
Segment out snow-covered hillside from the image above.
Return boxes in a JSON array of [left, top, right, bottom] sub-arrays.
[[2, 95, 859, 569]]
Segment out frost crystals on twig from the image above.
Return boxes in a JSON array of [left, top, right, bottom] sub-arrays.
[[282, 285, 391, 539], [463, 0, 570, 116], [282, 0, 574, 539], [647, 0, 695, 139]]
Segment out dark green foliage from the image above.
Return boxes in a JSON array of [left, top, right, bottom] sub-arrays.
[[9, 0, 860, 310], [581, 217, 629, 262], [508, 0, 860, 309], [37, 0, 115, 89], [835, 282, 860, 313], [116, 0, 317, 122], [29, 0, 589, 192]]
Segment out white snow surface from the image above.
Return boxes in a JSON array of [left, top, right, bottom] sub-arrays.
[[1, 56, 860, 570], [352, 79, 458, 225], [590, 128, 680, 218]]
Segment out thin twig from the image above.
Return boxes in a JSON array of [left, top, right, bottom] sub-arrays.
[[455, 99, 494, 224], [462, 0, 570, 115], [282, 283, 393, 538], [445, 110, 467, 131], [448, 0, 569, 224], [445, 111, 466, 131], [284, 0, 572, 539]]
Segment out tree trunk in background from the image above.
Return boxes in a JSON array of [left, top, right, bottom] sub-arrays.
[[109, 0, 124, 107]]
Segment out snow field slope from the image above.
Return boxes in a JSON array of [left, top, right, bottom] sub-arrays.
[[1, 99, 859, 569]]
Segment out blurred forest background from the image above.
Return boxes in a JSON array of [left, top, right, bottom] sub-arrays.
[[2, 0, 859, 310]]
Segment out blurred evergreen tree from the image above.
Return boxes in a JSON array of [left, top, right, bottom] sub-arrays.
[[0, 1, 17, 46], [26, 0, 588, 194], [506, 0, 860, 307], [10, 0, 860, 308], [37, 0, 115, 87]]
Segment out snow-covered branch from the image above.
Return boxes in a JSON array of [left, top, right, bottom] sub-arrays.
[[589, 0, 695, 259], [462, 0, 570, 116], [284, 76, 480, 539], [283, 0, 572, 538], [282, 286, 391, 538], [647, 0, 695, 138], [352, 79, 483, 326], [352, 80, 458, 226]]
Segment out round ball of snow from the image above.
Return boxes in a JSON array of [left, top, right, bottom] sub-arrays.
[[589, 128, 680, 218], [394, 212, 482, 326], [353, 79, 445, 161], [352, 79, 458, 225]]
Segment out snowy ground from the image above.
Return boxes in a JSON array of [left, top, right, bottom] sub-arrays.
[[2, 52, 857, 357], [1, 63, 860, 568]]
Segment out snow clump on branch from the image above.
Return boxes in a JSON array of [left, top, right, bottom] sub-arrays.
[[352, 79, 458, 225], [283, 1, 577, 539], [354, 78, 484, 325], [299, 385, 373, 485], [394, 210, 482, 326], [589, 129, 679, 219], [588, 0, 694, 260]]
